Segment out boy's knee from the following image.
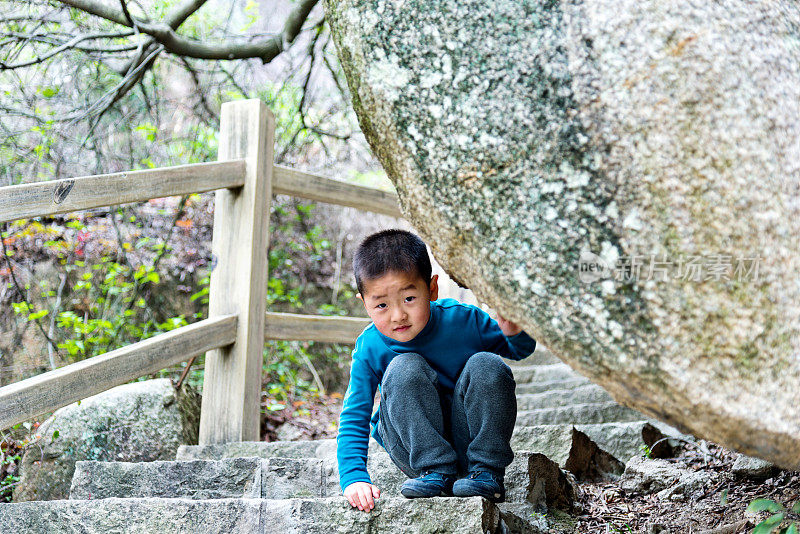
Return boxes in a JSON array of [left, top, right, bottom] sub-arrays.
[[462, 352, 514, 384], [383, 353, 436, 389]]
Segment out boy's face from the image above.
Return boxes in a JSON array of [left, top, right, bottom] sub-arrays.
[[357, 270, 439, 342]]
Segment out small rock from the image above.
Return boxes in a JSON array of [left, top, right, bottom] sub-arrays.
[[731, 454, 776, 480], [620, 457, 717, 500], [646, 524, 670, 534], [275, 422, 305, 442]]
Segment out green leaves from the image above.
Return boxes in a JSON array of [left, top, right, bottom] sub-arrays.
[[40, 86, 60, 98], [748, 499, 784, 513], [747, 497, 800, 534], [752, 513, 784, 534], [27, 309, 49, 321]]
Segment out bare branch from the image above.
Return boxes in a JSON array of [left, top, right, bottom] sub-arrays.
[[164, 0, 209, 29], [56, 0, 319, 62], [0, 31, 135, 70]]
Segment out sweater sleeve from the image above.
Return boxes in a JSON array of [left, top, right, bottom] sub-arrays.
[[474, 307, 537, 361], [336, 339, 380, 492]]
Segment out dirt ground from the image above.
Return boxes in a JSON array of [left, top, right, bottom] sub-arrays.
[[574, 441, 800, 533]]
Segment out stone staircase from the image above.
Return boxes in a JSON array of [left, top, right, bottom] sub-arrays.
[[0, 347, 686, 533]]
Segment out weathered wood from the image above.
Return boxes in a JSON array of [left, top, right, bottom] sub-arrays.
[[0, 160, 246, 224], [0, 315, 237, 431], [273, 165, 402, 218], [265, 312, 370, 344], [199, 100, 274, 445]]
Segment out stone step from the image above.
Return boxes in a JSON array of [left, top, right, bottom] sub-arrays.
[[516, 384, 613, 410], [0, 496, 500, 533], [516, 401, 644, 426], [511, 421, 686, 477], [178, 439, 340, 461], [511, 363, 583, 384], [506, 348, 561, 367], [515, 377, 592, 394], [178, 440, 571, 507], [69, 457, 326, 500]]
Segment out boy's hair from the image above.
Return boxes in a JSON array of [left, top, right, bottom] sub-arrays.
[[353, 229, 432, 296]]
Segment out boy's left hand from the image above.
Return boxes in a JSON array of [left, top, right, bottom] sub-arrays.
[[497, 315, 522, 337]]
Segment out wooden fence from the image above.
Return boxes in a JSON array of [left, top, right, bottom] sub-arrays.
[[0, 99, 399, 444]]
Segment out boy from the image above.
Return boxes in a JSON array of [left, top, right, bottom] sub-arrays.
[[338, 229, 536, 513]]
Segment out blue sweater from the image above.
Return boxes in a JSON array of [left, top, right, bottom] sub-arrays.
[[336, 298, 537, 491]]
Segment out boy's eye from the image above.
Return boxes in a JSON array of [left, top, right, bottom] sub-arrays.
[[375, 303, 386, 309], [405, 296, 415, 303]]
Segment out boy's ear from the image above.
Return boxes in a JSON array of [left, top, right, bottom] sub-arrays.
[[429, 275, 439, 301]]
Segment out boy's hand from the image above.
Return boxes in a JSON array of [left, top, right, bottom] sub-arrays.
[[497, 315, 522, 337], [344, 482, 381, 512]]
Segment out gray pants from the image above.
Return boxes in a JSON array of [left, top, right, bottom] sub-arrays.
[[377, 352, 517, 478]]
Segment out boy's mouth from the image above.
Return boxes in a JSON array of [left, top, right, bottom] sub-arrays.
[[394, 325, 411, 332]]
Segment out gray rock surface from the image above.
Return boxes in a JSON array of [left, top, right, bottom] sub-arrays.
[[497, 503, 576, 534], [517, 402, 644, 426], [70, 458, 261, 500], [509, 347, 562, 367], [511, 421, 680, 472], [14, 379, 200, 501], [620, 456, 719, 501], [0, 496, 499, 533], [512, 364, 584, 384], [516, 377, 592, 395], [516, 385, 613, 410], [69, 457, 327, 500], [731, 454, 776, 480], [326, 0, 800, 468], [178, 439, 558, 505], [510, 452, 576, 512]]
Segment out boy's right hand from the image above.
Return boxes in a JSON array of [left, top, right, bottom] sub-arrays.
[[344, 482, 381, 512]]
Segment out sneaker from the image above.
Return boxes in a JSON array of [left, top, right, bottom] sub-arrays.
[[452, 471, 505, 502], [400, 471, 456, 498]]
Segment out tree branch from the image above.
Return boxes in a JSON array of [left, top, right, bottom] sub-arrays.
[[56, 0, 318, 62], [0, 31, 134, 70]]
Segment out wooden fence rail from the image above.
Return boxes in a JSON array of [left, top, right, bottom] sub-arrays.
[[0, 160, 246, 224], [273, 166, 401, 218], [0, 98, 397, 443], [265, 312, 371, 345], [0, 161, 400, 224], [0, 315, 237, 431]]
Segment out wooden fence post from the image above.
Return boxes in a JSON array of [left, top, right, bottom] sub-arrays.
[[199, 100, 274, 444]]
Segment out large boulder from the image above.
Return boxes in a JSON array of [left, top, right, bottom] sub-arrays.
[[325, 0, 800, 468], [13, 379, 200, 501]]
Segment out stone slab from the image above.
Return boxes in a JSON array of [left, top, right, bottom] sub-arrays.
[[511, 421, 684, 473], [0, 496, 499, 533], [516, 377, 592, 395], [516, 402, 644, 426], [511, 363, 583, 384], [516, 384, 612, 410]]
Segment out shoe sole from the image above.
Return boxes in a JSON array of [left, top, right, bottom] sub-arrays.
[[400, 488, 450, 498]]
